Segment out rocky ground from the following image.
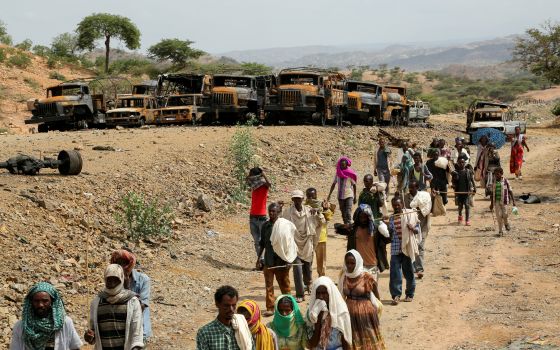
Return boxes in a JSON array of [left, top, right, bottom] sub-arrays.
[[0, 115, 558, 349]]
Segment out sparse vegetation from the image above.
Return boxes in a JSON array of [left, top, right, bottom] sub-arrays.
[[551, 102, 560, 116], [7, 52, 31, 69], [23, 77, 40, 90], [49, 71, 66, 81], [148, 38, 205, 70], [229, 123, 255, 203], [0, 47, 6, 62], [0, 20, 12, 45], [115, 191, 173, 241]]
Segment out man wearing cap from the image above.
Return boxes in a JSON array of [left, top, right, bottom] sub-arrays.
[[280, 190, 324, 302]]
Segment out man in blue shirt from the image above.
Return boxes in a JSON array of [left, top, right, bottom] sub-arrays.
[[111, 249, 152, 341]]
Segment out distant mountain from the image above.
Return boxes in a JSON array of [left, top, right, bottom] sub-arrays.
[[219, 36, 518, 71]]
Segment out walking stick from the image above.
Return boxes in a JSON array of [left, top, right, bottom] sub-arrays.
[[266, 263, 304, 270]]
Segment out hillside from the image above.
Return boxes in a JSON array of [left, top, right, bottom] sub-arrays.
[[0, 44, 92, 133], [221, 36, 517, 70]]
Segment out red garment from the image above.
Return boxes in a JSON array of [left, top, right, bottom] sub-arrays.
[[250, 185, 268, 216], [510, 143, 524, 175]]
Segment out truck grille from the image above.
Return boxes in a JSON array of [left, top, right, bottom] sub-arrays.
[[348, 96, 359, 110], [280, 90, 301, 106], [36, 102, 57, 116], [212, 92, 234, 106]]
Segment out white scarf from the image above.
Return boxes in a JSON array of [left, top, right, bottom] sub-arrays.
[[231, 314, 253, 350], [100, 264, 136, 304], [284, 205, 321, 262], [307, 276, 353, 347], [270, 218, 298, 264], [338, 250, 383, 318], [400, 209, 420, 262]]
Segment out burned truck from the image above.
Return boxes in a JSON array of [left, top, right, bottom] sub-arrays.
[[154, 74, 211, 125], [407, 100, 431, 124], [466, 100, 526, 144], [25, 77, 130, 132], [265, 68, 346, 125], [199, 75, 263, 124], [105, 94, 159, 127], [379, 85, 408, 125], [345, 80, 383, 125]]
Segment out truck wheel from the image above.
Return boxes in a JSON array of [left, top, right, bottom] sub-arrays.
[[77, 120, 88, 130], [57, 150, 83, 176], [139, 118, 145, 127], [38, 124, 49, 133], [192, 114, 197, 126]]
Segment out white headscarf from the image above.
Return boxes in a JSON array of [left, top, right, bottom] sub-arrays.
[[307, 276, 352, 347], [338, 250, 383, 318], [342, 249, 364, 279], [270, 218, 298, 264], [100, 264, 135, 304]]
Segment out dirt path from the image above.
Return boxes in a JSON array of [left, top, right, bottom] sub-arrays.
[[187, 126, 560, 349]]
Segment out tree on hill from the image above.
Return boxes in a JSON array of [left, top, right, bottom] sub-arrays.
[[76, 13, 140, 74], [239, 62, 272, 75], [0, 20, 13, 45], [51, 32, 79, 59], [148, 38, 205, 69], [513, 21, 560, 85]]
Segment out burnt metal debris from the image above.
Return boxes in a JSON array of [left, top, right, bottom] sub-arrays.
[[0, 150, 83, 176]]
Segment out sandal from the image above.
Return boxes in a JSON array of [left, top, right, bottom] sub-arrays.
[[391, 296, 400, 305], [404, 296, 413, 302], [296, 296, 305, 303], [417, 272, 424, 279]]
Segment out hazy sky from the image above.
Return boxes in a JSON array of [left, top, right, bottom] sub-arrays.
[[1, 0, 557, 53]]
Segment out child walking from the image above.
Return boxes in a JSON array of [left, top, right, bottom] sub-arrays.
[[490, 167, 516, 236], [327, 156, 357, 224], [305, 187, 333, 277], [452, 156, 476, 225]]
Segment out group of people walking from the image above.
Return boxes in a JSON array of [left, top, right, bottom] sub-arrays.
[[10, 249, 152, 350], [196, 129, 529, 350], [8, 129, 528, 350]]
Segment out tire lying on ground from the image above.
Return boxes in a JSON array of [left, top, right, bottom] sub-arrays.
[[57, 150, 83, 175]]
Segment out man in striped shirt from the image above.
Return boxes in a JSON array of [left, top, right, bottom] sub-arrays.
[[388, 197, 419, 305]]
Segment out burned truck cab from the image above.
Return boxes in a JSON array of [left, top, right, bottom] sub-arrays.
[[25, 82, 106, 132], [155, 74, 210, 125], [345, 80, 383, 125], [199, 75, 259, 124], [265, 68, 346, 125], [380, 85, 408, 125]]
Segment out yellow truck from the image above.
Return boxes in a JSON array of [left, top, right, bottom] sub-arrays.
[[105, 95, 158, 127], [154, 74, 210, 125], [265, 67, 346, 125]]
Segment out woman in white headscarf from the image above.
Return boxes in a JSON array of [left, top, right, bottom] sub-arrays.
[[307, 276, 352, 350], [338, 250, 386, 350]]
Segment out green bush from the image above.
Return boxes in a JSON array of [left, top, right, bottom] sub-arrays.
[[15, 39, 32, 51], [229, 123, 255, 203], [115, 191, 173, 241], [49, 71, 66, 81], [32, 45, 51, 57], [0, 47, 5, 63], [551, 102, 560, 116], [7, 52, 31, 68]]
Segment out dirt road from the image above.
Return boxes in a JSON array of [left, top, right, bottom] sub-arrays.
[[0, 117, 558, 349], [184, 123, 560, 349]]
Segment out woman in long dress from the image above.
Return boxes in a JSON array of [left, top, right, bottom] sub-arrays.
[[338, 250, 386, 350], [510, 126, 529, 180]]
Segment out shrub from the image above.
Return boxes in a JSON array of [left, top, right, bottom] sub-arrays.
[[228, 123, 255, 203], [15, 39, 32, 51], [115, 191, 173, 241], [7, 52, 31, 69], [0, 47, 5, 62], [23, 78, 40, 90], [551, 102, 560, 116], [49, 71, 66, 81], [46, 56, 59, 69], [32, 45, 51, 57]]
